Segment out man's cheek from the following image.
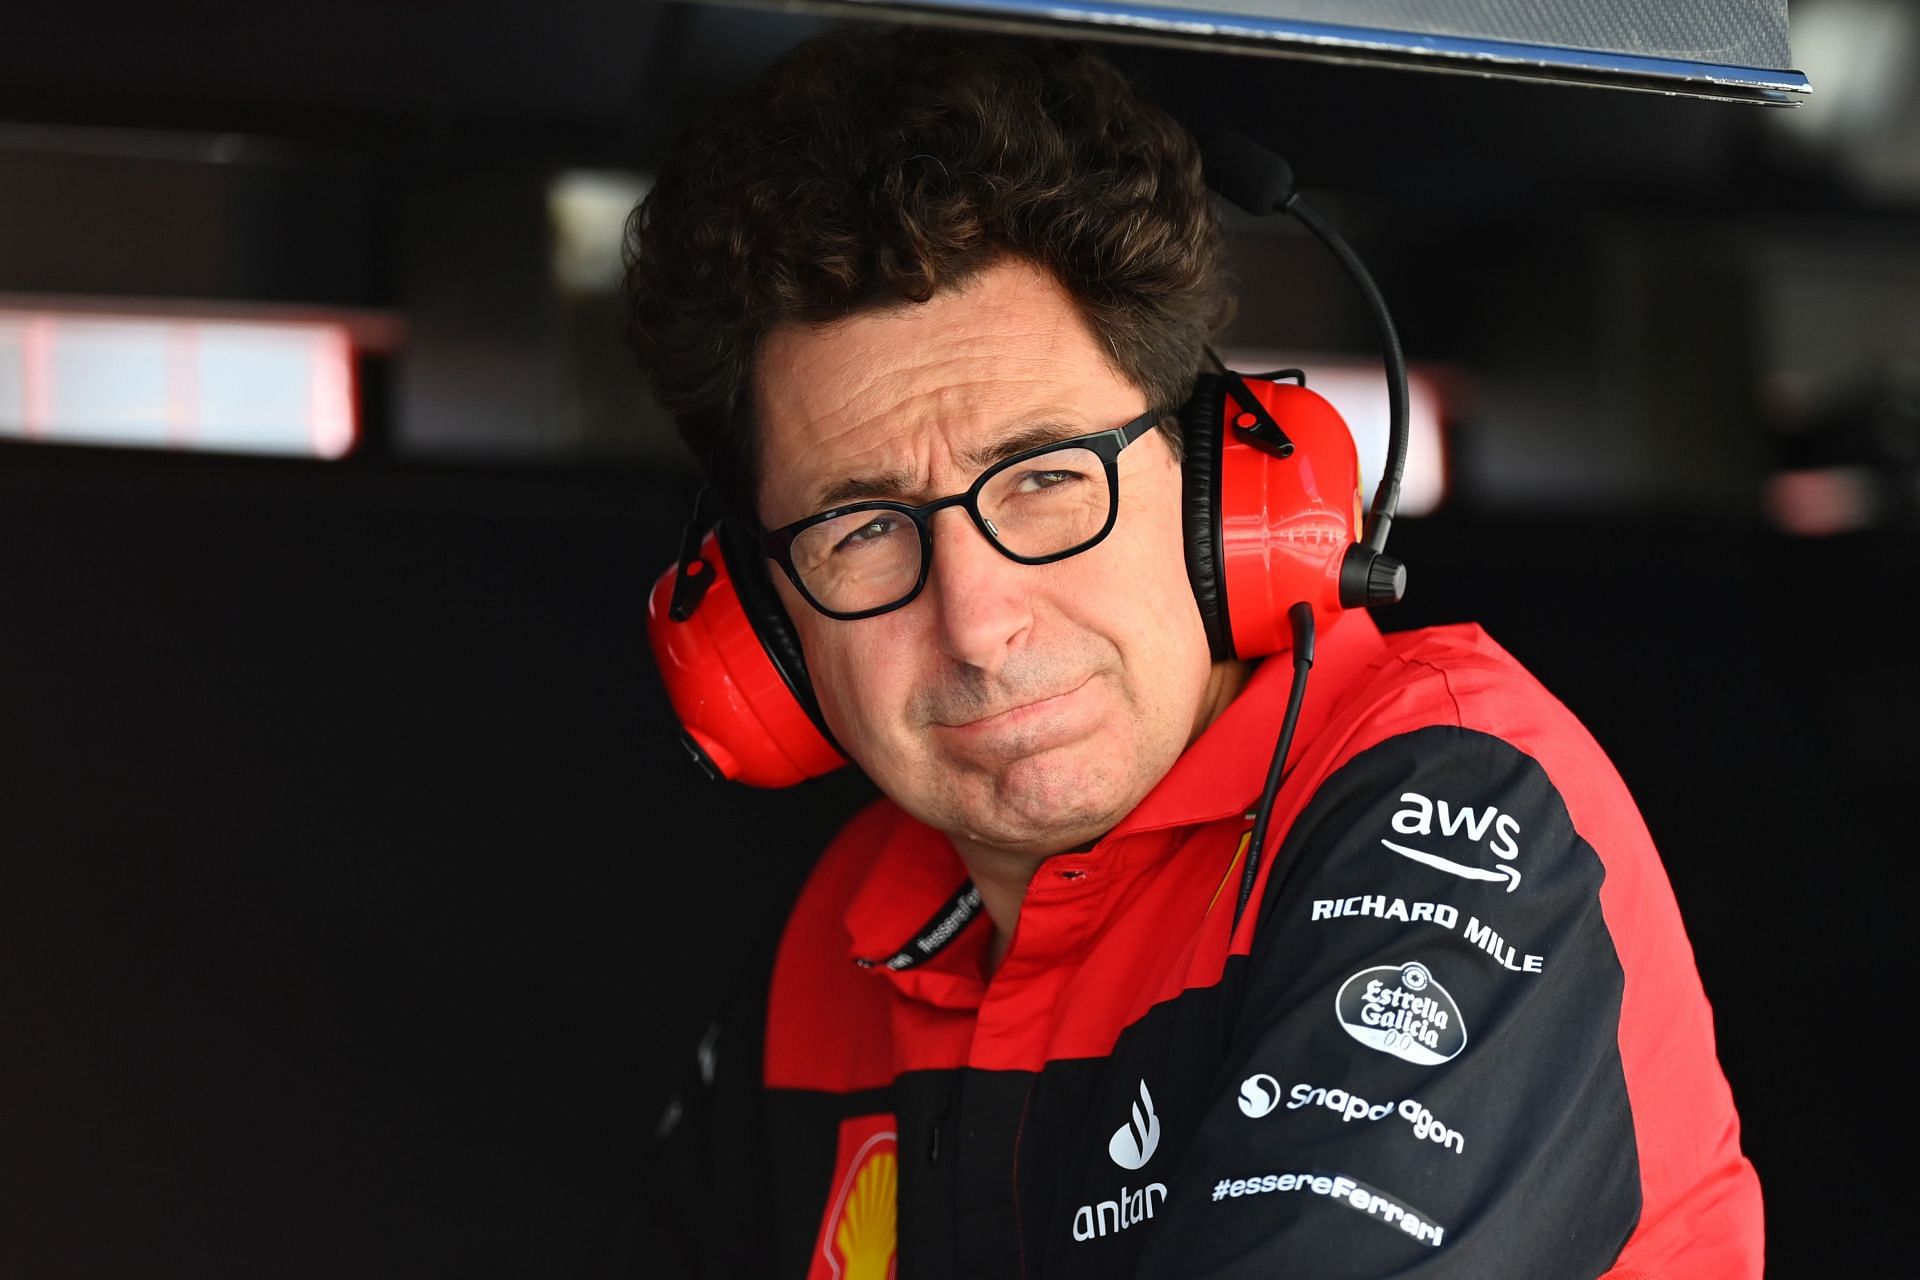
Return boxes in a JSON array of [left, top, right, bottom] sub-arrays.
[[824, 663, 911, 764]]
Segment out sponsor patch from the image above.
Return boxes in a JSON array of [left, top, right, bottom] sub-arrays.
[[1237, 1072, 1467, 1155], [807, 1115, 896, 1280], [1072, 1080, 1169, 1243], [1071, 1181, 1169, 1243], [1381, 790, 1523, 891], [1335, 962, 1467, 1065], [1237, 1073, 1282, 1118], [1462, 914, 1544, 973], [1311, 896, 1458, 928], [1210, 1170, 1447, 1247], [1108, 1079, 1160, 1170], [1310, 897, 1545, 974], [1284, 1083, 1465, 1154]]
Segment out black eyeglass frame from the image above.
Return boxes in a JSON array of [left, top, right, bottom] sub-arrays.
[[760, 407, 1165, 621]]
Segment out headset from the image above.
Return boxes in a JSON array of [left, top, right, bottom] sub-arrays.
[[645, 131, 1412, 859]]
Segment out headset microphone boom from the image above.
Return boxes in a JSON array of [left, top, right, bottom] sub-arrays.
[[1197, 131, 1411, 923]]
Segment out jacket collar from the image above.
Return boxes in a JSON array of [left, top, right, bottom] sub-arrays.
[[1108, 607, 1389, 838]]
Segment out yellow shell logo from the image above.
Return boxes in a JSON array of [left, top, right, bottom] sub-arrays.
[[830, 1146, 897, 1280]]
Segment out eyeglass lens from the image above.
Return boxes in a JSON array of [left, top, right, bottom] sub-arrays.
[[787, 442, 1113, 615]]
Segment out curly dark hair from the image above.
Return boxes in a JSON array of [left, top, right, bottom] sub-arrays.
[[622, 26, 1229, 523]]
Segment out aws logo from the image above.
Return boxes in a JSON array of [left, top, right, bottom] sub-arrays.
[[1381, 791, 1523, 892]]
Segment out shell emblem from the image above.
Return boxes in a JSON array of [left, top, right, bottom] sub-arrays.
[[810, 1115, 897, 1280]]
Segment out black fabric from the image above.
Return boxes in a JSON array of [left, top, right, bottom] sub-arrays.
[[624, 868, 890, 1280], [628, 914, 784, 1278], [713, 516, 837, 749], [939, 1071, 1036, 1279], [1178, 373, 1235, 661]]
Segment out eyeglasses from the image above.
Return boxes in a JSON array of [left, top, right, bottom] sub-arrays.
[[761, 408, 1164, 620]]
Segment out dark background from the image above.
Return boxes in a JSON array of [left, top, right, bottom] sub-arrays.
[[3, 2, 1915, 1274]]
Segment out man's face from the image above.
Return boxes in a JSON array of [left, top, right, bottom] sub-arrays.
[[753, 258, 1220, 856]]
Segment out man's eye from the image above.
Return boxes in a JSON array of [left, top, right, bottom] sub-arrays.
[[1016, 468, 1085, 493], [833, 516, 902, 552]]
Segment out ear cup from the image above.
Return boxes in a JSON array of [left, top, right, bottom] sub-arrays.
[[1182, 374, 1366, 660], [645, 523, 845, 787], [712, 516, 835, 739], [1219, 379, 1366, 656], [1178, 373, 1236, 661]]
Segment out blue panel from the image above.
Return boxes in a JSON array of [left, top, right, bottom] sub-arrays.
[[829, 0, 1811, 102]]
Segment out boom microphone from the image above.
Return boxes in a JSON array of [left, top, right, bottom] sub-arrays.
[[1203, 130, 1407, 601], [1201, 132, 1298, 215]]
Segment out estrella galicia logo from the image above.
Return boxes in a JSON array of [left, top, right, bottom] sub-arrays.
[[1237, 1073, 1281, 1118], [1335, 962, 1468, 1066], [1108, 1080, 1161, 1170]]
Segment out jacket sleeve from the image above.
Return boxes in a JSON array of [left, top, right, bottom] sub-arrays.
[[1134, 724, 1647, 1279], [589, 950, 780, 1280]]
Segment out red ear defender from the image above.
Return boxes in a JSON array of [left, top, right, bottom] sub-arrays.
[[1216, 378, 1365, 657], [646, 526, 846, 787]]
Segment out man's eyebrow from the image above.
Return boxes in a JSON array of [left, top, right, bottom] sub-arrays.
[[957, 421, 1083, 473], [804, 420, 1086, 513], [809, 466, 922, 513]]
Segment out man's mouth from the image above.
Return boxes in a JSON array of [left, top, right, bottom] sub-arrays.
[[936, 674, 1096, 732]]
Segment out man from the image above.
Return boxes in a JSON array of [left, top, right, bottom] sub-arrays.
[[622, 26, 1761, 1279]]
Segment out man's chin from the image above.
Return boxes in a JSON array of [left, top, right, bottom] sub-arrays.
[[961, 748, 1135, 854]]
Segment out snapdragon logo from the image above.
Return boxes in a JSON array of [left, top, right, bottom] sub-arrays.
[[1286, 1084, 1466, 1155], [1237, 1073, 1282, 1119], [1238, 1073, 1467, 1155]]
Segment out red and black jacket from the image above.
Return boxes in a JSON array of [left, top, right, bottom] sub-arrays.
[[644, 611, 1762, 1278]]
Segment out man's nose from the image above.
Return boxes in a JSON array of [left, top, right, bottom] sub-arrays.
[[923, 506, 1033, 674]]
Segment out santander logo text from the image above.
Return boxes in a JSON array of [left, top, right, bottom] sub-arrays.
[[1073, 1080, 1168, 1244]]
